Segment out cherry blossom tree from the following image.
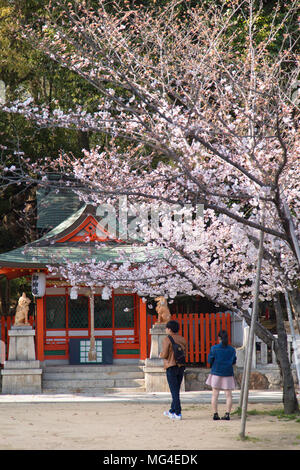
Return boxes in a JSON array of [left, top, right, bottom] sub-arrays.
[[0, 0, 299, 411]]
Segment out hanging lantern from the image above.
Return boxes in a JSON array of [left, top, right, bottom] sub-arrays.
[[31, 272, 46, 297], [70, 287, 78, 300], [101, 286, 111, 300]]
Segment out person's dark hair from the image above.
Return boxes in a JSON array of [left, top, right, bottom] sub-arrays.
[[166, 320, 179, 333], [218, 330, 228, 346]]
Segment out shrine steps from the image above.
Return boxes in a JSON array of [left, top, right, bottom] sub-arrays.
[[42, 364, 145, 394]]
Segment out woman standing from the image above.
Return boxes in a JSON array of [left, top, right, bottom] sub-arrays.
[[206, 330, 236, 420]]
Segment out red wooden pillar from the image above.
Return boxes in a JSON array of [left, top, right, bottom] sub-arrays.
[[189, 313, 194, 363], [36, 297, 45, 361], [227, 312, 231, 344], [139, 297, 147, 360], [205, 313, 210, 366], [200, 314, 205, 363], [194, 314, 200, 363]]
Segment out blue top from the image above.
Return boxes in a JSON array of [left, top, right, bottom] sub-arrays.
[[207, 343, 236, 377]]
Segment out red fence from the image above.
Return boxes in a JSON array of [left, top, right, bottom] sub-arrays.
[[147, 312, 231, 366]]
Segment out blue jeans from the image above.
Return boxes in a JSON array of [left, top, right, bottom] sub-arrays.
[[166, 366, 185, 416]]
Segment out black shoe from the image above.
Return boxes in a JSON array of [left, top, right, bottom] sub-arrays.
[[213, 412, 220, 420], [221, 412, 230, 420]]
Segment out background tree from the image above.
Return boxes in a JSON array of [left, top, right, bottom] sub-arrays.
[[0, 0, 108, 251]]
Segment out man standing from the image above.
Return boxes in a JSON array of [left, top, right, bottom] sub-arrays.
[[160, 320, 186, 420]]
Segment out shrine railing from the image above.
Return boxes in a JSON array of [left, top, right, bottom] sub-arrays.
[[147, 312, 231, 366]]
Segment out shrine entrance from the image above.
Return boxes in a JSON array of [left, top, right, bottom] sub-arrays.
[[43, 288, 140, 363]]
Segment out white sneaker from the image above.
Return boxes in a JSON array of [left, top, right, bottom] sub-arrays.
[[163, 411, 174, 418], [171, 413, 182, 420]]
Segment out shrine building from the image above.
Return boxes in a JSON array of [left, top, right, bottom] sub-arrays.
[[0, 204, 162, 364], [0, 202, 235, 369]]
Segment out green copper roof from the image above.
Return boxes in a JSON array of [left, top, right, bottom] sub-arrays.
[[0, 243, 166, 268], [0, 204, 168, 269], [36, 185, 83, 229], [37, 204, 88, 243]]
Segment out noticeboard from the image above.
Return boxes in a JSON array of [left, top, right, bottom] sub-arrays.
[[69, 338, 113, 365]]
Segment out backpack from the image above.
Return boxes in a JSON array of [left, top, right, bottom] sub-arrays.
[[168, 335, 186, 366]]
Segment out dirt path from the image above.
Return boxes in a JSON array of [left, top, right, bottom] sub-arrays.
[[0, 401, 299, 451]]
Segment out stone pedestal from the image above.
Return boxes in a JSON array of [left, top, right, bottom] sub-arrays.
[[1, 326, 42, 394], [143, 323, 185, 392]]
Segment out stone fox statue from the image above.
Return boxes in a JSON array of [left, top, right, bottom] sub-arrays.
[[14, 292, 31, 326], [155, 296, 171, 324]]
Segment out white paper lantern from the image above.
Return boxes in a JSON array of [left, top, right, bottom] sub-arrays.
[[101, 286, 111, 300], [31, 272, 46, 297], [70, 287, 78, 300]]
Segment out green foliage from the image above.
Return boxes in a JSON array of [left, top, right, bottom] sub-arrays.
[[0, 0, 109, 250], [233, 406, 300, 420], [238, 435, 261, 442], [0, 275, 31, 316]]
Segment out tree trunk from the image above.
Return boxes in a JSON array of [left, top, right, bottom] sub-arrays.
[[78, 130, 90, 152], [289, 288, 300, 334], [273, 294, 299, 414]]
